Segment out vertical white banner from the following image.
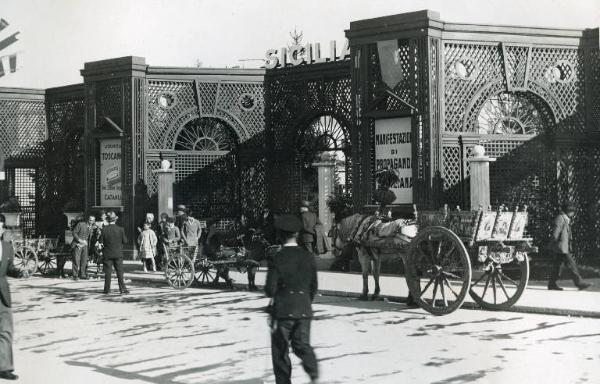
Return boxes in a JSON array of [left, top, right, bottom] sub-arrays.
[[100, 138, 122, 206], [374, 118, 413, 204]]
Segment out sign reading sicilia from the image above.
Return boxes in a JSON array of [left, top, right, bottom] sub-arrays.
[[374, 118, 413, 204], [265, 40, 350, 69], [100, 138, 122, 206]]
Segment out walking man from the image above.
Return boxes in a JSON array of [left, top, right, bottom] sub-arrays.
[[100, 211, 129, 295], [0, 214, 18, 380], [71, 214, 94, 280], [299, 200, 320, 254], [547, 202, 591, 291], [266, 214, 319, 384]]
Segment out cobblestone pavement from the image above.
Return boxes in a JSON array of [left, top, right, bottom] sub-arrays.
[[9, 277, 600, 383]]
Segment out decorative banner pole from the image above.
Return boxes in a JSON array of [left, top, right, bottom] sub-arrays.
[[153, 159, 176, 217], [467, 145, 496, 210]]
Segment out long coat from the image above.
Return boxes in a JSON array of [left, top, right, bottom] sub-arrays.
[[100, 223, 128, 260], [549, 212, 572, 254], [0, 239, 15, 307], [300, 211, 320, 244], [265, 246, 318, 319], [72, 221, 92, 248]]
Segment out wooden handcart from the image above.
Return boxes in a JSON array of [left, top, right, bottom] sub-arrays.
[[163, 244, 260, 290]]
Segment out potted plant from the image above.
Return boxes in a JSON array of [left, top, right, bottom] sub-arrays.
[[373, 167, 399, 216], [63, 198, 84, 230], [0, 196, 21, 227]]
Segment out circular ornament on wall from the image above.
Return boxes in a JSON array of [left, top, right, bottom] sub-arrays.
[[452, 58, 478, 81], [239, 93, 256, 111], [544, 60, 575, 84], [158, 92, 177, 109]]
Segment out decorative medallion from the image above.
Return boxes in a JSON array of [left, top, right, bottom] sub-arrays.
[[238, 93, 256, 111], [451, 58, 478, 81], [158, 92, 177, 109], [544, 60, 574, 84], [477, 92, 543, 135]]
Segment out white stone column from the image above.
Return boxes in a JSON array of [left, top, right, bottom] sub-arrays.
[[153, 160, 176, 217], [467, 145, 496, 210], [312, 153, 336, 236]]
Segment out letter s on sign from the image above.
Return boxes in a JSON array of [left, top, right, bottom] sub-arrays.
[[265, 49, 279, 69]]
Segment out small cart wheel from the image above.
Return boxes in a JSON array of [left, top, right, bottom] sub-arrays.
[[13, 246, 38, 278], [37, 252, 57, 276], [164, 254, 194, 290], [194, 258, 218, 285], [405, 226, 472, 315], [469, 253, 529, 310]]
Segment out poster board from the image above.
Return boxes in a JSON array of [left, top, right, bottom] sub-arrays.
[[99, 138, 122, 206], [374, 117, 412, 204]]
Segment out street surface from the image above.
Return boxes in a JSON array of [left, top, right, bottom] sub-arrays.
[[9, 277, 600, 384]]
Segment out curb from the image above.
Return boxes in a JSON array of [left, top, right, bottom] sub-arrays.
[[124, 272, 600, 319]]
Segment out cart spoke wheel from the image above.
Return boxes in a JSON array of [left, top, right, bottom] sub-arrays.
[[469, 254, 529, 310], [406, 226, 471, 315], [193, 259, 218, 286], [38, 253, 57, 276], [12, 247, 38, 278], [164, 254, 194, 290]]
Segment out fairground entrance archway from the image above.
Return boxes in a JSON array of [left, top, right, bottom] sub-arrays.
[[297, 115, 351, 202], [173, 117, 239, 218]]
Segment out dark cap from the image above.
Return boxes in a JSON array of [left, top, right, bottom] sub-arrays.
[[300, 200, 311, 208], [166, 216, 175, 223], [274, 214, 302, 233], [561, 202, 576, 213], [175, 204, 187, 212], [106, 211, 118, 222]]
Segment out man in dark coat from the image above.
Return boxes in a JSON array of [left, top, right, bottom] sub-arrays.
[[0, 214, 18, 380], [299, 200, 321, 254], [265, 214, 319, 384], [71, 214, 94, 280], [547, 202, 591, 291], [100, 211, 129, 295]]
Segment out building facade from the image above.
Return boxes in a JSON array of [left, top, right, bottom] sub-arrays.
[[0, 10, 598, 257]]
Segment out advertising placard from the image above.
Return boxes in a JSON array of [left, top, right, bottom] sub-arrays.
[[100, 138, 122, 206], [374, 118, 412, 204]]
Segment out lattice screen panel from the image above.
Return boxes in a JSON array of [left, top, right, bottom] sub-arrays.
[[444, 43, 504, 132], [0, 100, 46, 154], [147, 80, 197, 150]]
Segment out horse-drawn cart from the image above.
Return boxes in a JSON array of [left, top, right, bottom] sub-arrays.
[[339, 206, 537, 315]]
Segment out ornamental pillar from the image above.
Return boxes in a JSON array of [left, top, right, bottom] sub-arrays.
[[312, 153, 336, 236], [467, 145, 496, 210]]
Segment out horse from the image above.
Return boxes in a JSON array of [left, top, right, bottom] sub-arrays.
[[333, 213, 417, 301]]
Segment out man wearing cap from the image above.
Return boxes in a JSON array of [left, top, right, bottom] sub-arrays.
[[299, 200, 321, 254], [0, 214, 18, 380], [100, 211, 129, 295], [265, 214, 319, 384], [547, 202, 591, 291], [180, 210, 202, 257]]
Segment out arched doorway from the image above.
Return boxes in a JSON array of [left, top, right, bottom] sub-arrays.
[[173, 117, 239, 218], [298, 115, 351, 202]]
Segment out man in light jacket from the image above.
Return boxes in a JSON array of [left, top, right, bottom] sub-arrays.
[[547, 202, 591, 291]]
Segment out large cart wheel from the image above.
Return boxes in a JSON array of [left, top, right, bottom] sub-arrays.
[[165, 254, 194, 290], [13, 246, 38, 278], [469, 253, 529, 310], [405, 226, 472, 315], [194, 258, 218, 285], [37, 252, 57, 276]]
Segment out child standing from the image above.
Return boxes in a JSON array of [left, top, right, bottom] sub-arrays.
[[138, 222, 158, 272]]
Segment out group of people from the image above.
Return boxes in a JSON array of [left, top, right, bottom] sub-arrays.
[[66, 210, 130, 295]]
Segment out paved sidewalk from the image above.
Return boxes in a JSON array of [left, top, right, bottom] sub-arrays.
[[118, 260, 600, 318]]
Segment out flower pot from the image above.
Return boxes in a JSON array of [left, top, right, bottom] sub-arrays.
[[1, 212, 20, 227]]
